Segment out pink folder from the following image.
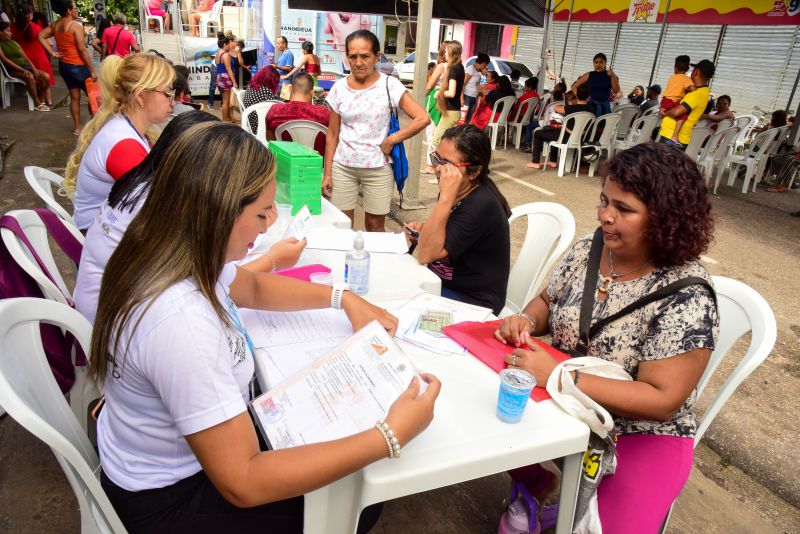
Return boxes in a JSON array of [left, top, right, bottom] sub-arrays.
[[443, 319, 571, 402], [274, 264, 331, 282]]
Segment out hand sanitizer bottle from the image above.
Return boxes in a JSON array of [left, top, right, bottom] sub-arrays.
[[344, 231, 370, 295]]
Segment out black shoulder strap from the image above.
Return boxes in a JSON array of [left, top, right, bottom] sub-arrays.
[[108, 26, 123, 59], [575, 227, 604, 354], [588, 277, 715, 340], [385, 76, 397, 118]]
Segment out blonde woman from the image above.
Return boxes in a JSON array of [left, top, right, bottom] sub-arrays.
[[64, 53, 174, 231], [91, 122, 440, 531], [428, 41, 464, 171], [421, 41, 448, 175]]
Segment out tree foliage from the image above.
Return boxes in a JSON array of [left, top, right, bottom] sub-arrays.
[[76, 0, 141, 27]]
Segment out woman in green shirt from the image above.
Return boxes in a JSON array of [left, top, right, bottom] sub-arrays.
[[0, 20, 50, 110]]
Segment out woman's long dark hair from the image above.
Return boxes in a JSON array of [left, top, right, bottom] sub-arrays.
[[108, 111, 220, 211], [487, 75, 514, 108], [441, 125, 511, 218], [14, 5, 33, 35]]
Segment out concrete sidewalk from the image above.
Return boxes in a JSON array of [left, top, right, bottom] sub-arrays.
[[1, 77, 799, 533]]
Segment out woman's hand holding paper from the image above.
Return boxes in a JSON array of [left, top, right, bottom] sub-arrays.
[[342, 291, 399, 336]]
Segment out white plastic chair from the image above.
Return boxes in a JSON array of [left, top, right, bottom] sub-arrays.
[[660, 276, 777, 532], [612, 114, 660, 154], [485, 95, 517, 150], [534, 92, 553, 122], [718, 128, 781, 193], [24, 166, 72, 221], [683, 127, 713, 162], [199, 0, 223, 37], [502, 202, 576, 316], [0, 298, 123, 533], [0, 209, 83, 305], [732, 114, 759, 153], [578, 113, 622, 177], [508, 97, 539, 150], [143, 2, 164, 33], [542, 111, 595, 177], [612, 103, 640, 141], [0, 60, 34, 110], [697, 127, 739, 185], [716, 118, 734, 131], [241, 101, 277, 147], [275, 120, 328, 152], [639, 105, 659, 117]]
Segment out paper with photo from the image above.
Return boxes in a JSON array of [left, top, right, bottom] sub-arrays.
[[394, 292, 492, 354], [250, 321, 422, 449]]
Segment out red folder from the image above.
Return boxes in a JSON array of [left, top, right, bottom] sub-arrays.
[[274, 264, 331, 282], [443, 319, 571, 402]]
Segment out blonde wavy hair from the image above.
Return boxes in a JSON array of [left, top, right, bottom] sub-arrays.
[[437, 40, 463, 113], [62, 54, 174, 197]]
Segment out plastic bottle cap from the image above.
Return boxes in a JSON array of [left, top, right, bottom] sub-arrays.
[[354, 230, 365, 250]]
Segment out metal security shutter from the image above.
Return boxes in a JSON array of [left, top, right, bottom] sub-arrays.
[[611, 23, 662, 97], [773, 26, 800, 113], [570, 22, 618, 86], [514, 25, 545, 68], [653, 24, 720, 89], [550, 21, 580, 84], [714, 26, 797, 114]]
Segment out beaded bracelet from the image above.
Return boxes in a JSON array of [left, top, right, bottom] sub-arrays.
[[375, 420, 401, 459], [265, 252, 278, 272], [517, 312, 536, 333]]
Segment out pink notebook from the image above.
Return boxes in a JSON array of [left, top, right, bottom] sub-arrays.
[[443, 319, 571, 402], [274, 264, 331, 282]]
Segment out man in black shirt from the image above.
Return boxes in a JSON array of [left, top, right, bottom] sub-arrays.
[[527, 83, 595, 169]]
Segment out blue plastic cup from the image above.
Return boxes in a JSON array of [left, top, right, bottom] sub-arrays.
[[496, 368, 536, 424]]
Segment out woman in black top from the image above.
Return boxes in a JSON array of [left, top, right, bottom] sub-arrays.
[[405, 125, 511, 315], [431, 41, 464, 151], [471, 75, 515, 130]]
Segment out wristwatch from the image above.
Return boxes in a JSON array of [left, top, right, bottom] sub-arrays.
[[330, 283, 349, 310]]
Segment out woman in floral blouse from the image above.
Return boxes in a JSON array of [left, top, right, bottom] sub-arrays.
[[241, 64, 281, 133], [496, 142, 718, 533]]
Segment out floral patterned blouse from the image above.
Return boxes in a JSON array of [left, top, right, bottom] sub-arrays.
[[546, 233, 719, 438]]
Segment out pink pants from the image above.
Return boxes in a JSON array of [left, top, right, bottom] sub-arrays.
[[597, 434, 694, 533]]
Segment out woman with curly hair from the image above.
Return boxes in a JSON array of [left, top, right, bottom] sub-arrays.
[[241, 64, 281, 133], [495, 142, 718, 533]]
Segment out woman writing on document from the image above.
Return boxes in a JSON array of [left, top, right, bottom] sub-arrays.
[[90, 122, 440, 533], [495, 143, 718, 533]]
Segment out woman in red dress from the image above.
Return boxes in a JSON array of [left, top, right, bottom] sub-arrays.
[[12, 5, 54, 106]]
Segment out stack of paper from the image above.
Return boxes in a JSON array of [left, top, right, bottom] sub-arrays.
[[394, 292, 492, 354], [238, 307, 353, 388], [250, 321, 422, 449], [305, 229, 409, 254]]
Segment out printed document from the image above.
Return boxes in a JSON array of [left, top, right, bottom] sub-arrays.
[[238, 308, 353, 388], [282, 205, 315, 240], [250, 321, 421, 449]]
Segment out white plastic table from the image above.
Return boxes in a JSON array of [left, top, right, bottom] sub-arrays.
[[299, 248, 441, 300], [251, 292, 588, 534], [316, 198, 352, 230]]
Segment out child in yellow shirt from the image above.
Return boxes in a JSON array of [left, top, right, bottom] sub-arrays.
[[660, 55, 696, 142]]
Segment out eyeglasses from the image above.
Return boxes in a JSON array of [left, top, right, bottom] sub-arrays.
[[429, 152, 473, 168], [151, 89, 176, 101]]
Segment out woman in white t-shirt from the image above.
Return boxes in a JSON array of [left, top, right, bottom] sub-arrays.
[[90, 122, 440, 533], [64, 53, 175, 230], [74, 110, 307, 324], [324, 29, 429, 232]]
